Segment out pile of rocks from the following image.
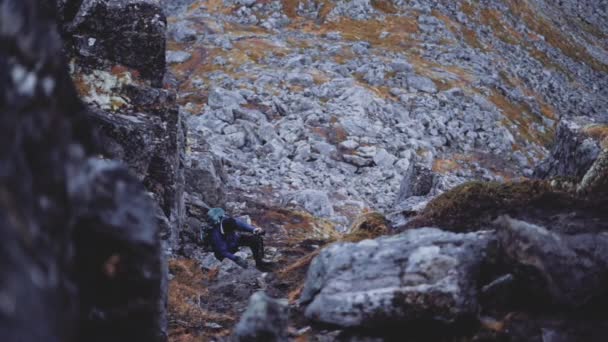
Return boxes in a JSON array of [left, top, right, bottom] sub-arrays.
[[167, 0, 608, 232]]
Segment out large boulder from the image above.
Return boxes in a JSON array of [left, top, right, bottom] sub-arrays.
[[496, 216, 608, 308], [577, 148, 608, 198], [60, 0, 186, 248], [534, 118, 603, 180], [299, 228, 494, 328], [185, 153, 226, 208], [233, 292, 289, 342], [60, 0, 167, 85], [0, 1, 165, 340], [288, 189, 334, 218], [396, 161, 435, 203]]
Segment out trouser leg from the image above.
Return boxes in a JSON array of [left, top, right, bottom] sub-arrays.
[[238, 233, 265, 262]]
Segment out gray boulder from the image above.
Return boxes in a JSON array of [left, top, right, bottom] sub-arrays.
[[497, 216, 608, 308], [168, 20, 197, 42], [185, 153, 226, 207], [408, 75, 437, 93], [166, 50, 192, 64], [396, 162, 435, 203], [208, 87, 247, 109], [534, 118, 602, 180], [233, 292, 289, 342], [300, 228, 494, 328], [289, 189, 334, 217]]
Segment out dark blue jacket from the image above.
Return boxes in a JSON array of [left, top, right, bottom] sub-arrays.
[[210, 217, 255, 261]]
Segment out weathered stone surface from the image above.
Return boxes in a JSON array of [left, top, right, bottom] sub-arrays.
[[69, 159, 166, 342], [0, 1, 165, 340], [396, 162, 435, 202], [288, 189, 334, 218], [534, 118, 603, 180], [60, 0, 185, 248], [233, 292, 289, 342], [300, 228, 493, 328], [497, 216, 608, 308], [577, 148, 608, 198], [61, 0, 167, 85], [185, 153, 225, 208]]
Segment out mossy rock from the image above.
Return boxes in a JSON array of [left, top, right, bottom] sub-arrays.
[[407, 180, 579, 232], [342, 212, 392, 243]]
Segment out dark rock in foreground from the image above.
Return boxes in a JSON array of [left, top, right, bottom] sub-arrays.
[[58, 0, 186, 249], [60, 0, 167, 86], [233, 291, 289, 342], [0, 0, 165, 340], [497, 216, 608, 308]]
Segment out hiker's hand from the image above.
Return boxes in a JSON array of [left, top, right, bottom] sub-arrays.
[[234, 257, 248, 269], [253, 228, 265, 236]]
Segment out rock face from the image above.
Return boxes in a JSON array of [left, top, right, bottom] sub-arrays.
[[0, 0, 165, 341], [233, 292, 289, 342], [534, 118, 603, 180], [299, 228, 494, 328], [496, 216, 608, 308], [59, 0, 186, 248], [60, 0, 167, 85]]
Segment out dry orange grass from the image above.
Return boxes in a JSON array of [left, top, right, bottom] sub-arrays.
[[276, 212, 391, 302], [584, 125, 608, 148], [168, 259, 234, 341], [505, 0, 608, 74], [489, 91, 554, 147], [305, 15, 419, 51]]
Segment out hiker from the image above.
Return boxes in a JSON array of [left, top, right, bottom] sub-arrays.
[[207, 208, 271, 270]]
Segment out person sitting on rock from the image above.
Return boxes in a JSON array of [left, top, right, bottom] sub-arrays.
[[207, 208, 271, 270]]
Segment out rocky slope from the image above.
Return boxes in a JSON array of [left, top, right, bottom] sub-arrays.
[[166, 0, 607, 230], [160, 0, 608, 341], [4, 0, 605, 341]]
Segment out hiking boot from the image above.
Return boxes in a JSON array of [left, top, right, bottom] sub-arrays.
[[255, 259, 274, 272]]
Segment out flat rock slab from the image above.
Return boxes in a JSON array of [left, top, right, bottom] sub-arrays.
[[300, 228, 494, 328]]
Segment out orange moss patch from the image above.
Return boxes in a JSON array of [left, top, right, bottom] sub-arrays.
[[460, 1, 478, 18], [480, 8, 523, 45], [202, 0, 234, 15], [311, 70, 330, 85], [254, 208, 339, 245], [281, 0, 299, 18], [233, 37, 289, 63], [307, 16, 419, 51], [489, 91, 554, 147], [371, 0, 398, 14], [433, 159, 462, 174], [584, 125, 608, 147], [342, 212, 391, 242]]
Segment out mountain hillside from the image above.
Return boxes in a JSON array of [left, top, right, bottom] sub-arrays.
[[158, 0, 608, 341]]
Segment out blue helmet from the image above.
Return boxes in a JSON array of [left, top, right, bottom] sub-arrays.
[[207, 208, 225, 225]]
